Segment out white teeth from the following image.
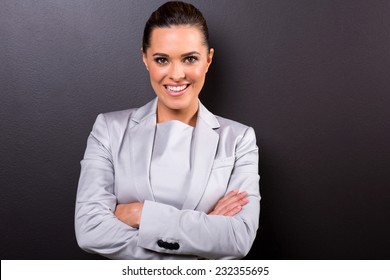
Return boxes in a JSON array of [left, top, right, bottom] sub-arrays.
[[166, 85, 187, 92]]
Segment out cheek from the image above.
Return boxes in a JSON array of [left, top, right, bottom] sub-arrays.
[[190, 66, 207, 81], [149, 67, 166, 82]]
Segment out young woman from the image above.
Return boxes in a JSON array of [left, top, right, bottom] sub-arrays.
[[75, 1, 260, 260]]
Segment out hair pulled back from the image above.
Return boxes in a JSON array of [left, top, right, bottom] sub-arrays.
[[142, 1, 210, 52]]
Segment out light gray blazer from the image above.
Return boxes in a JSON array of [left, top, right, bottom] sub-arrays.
[[75, 97, 260, 259]]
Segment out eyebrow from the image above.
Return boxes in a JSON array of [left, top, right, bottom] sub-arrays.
[[152, 51, 201, 57]]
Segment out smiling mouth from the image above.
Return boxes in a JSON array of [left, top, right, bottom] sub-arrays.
[[164, 84, 190, 96]]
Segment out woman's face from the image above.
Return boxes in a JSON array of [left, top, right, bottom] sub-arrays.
[[143, 25, 214, 118]]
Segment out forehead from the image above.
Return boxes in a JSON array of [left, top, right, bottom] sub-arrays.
[[148, 25, 206, 54]]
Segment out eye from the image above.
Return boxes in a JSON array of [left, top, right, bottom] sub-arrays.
[[183, 56, 199, 64], [154, 57, 169, 65]]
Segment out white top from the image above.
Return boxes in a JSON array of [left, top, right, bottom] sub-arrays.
[[150, 120, 194, 209]]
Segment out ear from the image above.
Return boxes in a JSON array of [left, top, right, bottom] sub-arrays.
[[142, 49, 149, 71], [205, 48, 214, 73]]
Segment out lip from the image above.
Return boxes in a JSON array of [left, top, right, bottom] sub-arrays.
[[163, 84, 190, 97]]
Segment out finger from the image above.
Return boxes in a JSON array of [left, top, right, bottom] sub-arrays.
[[211, 190, 239, 211], [213, 196, 248, 216], [219, 196, 248, 215], [214, 191, 247, 212], [114, 204, 123, 216], [216, 189, 239, 205], [213, 195, 245, 214], [220, 196, 249, 216], [224, 205, 242, 216], [217, 191, 246, 207]]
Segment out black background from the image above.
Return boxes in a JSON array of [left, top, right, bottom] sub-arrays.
[[1, 0, 389, 259]]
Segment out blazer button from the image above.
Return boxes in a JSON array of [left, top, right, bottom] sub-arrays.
[[171, 242, 180, 250], [157, 240, 165, 248], [157, 240, 180, 250]]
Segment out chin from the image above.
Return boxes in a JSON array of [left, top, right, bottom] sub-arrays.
[[166, 99, 192, 111], [159, 95, 197, 112]]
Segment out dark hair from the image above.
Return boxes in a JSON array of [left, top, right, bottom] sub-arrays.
[[142, 1, 210, 52]]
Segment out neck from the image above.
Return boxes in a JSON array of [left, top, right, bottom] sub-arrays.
[[156, 103, 198, 127]]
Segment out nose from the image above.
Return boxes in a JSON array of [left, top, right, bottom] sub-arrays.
[[169, 62, 185, 81]]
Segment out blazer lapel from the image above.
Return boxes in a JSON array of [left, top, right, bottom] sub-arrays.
[[128, 98, 220, 208], [182, 101, 220, 210], [129, 98, 157, 201]]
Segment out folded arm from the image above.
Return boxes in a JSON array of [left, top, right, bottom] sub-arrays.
[[75, 114, 188, 259], [136, 127, 260, 259], [75, 115, 260, 259]]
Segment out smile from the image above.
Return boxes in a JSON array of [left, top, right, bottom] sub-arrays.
[[164, 84, 190, 96]]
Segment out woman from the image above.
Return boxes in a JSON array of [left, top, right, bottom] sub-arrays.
[[75, 1, 260, 260]]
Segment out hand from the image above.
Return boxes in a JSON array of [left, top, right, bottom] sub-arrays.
[[209, 189, 248, 216], [114, 202, 144, 228]]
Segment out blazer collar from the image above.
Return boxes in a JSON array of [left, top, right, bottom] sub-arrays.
[[182, 110, 220, 210], [129, 97, 220, 210], [130, 97, 158, 125], [130, 97, 220, 129]]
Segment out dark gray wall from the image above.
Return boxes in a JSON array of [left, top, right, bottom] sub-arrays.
[[1, 0, 389, 259]]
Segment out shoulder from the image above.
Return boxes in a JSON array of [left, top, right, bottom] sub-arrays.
[[91, 104, 148, 143], [88, 108, 138, 146], [100, 108, 137, 124], [214, 115, 258, 153], [212, 115, 258, 159], [215, 115, 255, 136], [92, 108, 137, 132], [215, 115, 247, 129], [97, 98, 157, 128]]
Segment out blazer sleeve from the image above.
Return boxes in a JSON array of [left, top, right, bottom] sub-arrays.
[[137, 127, 260, 259], [74, 114, 194, 259]]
